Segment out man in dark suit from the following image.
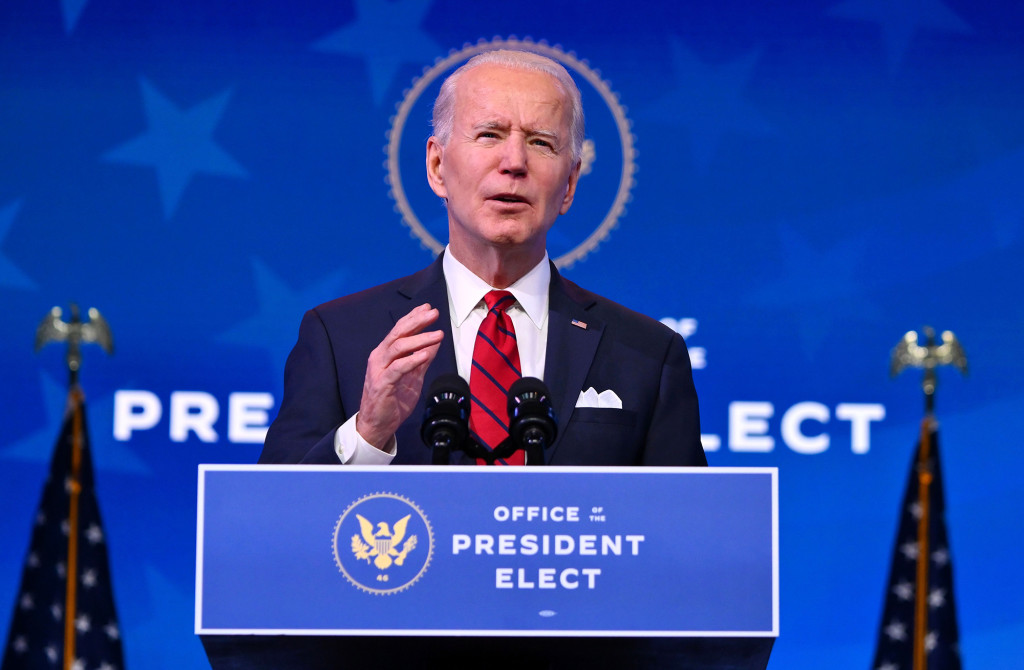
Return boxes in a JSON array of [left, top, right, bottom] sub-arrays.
[[260, 49, 704, 468]]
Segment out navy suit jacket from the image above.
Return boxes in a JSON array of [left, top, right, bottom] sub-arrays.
[[259, 254, 705, 467]]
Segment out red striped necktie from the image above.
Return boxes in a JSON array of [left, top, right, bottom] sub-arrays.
[[469, 290, 524, 465]]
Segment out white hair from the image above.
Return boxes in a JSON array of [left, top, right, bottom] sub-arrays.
[[431, 49, 585, 163]]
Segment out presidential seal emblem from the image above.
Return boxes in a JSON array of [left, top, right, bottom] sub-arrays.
[[332, 492, 433, 595], [386, 36, 637, 268]]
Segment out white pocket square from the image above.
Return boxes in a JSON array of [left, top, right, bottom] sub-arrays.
[[576, 388, 623, 409]]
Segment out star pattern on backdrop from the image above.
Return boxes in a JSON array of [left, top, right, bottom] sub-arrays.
[[0, 200, 37, 290], [957, 143, 1024, 250], [643, 40, 774, 172], [61, 0, 90, 34], [0, 373, 151, 475], [219, 258, 348, 388], [747, 225, 880, 358], [0, 373, 68, 464], [103, 79, 248, 220], [829, 0, 973, 71], [312, 0, 441, 106], [125, 566, 205, 670]]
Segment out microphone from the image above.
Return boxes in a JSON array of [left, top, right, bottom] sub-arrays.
[[507, 377, 558, 465], [420, 374, 470, 464]]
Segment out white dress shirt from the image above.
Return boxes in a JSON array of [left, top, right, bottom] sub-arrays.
[[334, 248, 550, 464]]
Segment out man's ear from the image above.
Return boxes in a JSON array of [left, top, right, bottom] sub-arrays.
[[559, 159, 583, 215], [425, 136, 448, 199]]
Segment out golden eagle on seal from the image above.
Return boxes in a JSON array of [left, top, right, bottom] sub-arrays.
[[351, 514, 417, 570]]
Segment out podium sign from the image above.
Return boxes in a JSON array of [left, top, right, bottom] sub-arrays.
[[196, 466, 778, 638]]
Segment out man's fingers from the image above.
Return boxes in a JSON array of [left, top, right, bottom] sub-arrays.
[[382, 304, 440, 344], [381, 328, 443, 361], [356, 313, 443, 447], [371, 304, 442, 367], [381, 338, 442, 378]]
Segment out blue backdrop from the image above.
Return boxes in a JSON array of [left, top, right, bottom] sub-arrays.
[[2, 0, 1022, 667]]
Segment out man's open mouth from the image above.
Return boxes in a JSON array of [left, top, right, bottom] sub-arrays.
[[491, 194, 528, 204]]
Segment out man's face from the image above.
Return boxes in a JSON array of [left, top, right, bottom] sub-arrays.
[[427, 64, 581, 261]]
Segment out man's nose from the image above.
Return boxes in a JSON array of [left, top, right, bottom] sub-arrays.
[[498, 136, 528, 176]]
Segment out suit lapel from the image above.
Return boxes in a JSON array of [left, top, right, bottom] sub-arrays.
[[393, 253, 459, 393], [544, 266, 603, 463], [391, 254, 469, 463]]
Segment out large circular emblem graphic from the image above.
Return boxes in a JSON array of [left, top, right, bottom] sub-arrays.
[[386, 37, 637, 268], [332, 492, 434, 595]]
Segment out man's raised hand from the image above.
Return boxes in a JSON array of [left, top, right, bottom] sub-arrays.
[[355, 303, 443, 450]]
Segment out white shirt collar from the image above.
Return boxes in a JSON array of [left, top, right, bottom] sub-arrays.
[[442, 247, 550, 330]]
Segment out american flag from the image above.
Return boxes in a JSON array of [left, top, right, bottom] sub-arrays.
[[872, 421, 961, 670], [2, 391, 125, 670]]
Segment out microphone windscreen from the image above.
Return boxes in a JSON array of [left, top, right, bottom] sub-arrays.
[[507, 377, 550, 413], [428, 373, 470, 398]]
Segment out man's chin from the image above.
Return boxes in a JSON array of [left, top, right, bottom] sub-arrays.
[[450, 215, 551, 254], [486, 228, 546, 251], [472, 217, 535, 242]]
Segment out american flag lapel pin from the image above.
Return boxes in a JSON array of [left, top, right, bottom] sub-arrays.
[[571, 318, 588, 330]]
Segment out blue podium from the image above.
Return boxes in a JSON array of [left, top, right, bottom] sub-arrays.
[[197, 466, 777, 668]]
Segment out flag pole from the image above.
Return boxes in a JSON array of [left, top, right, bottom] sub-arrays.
[[912, 335, 939, 670], [34, 305, 114, 669], [911, 415, 932, 670], [889, 326, 967, 670], [63, 388, 84, 670]]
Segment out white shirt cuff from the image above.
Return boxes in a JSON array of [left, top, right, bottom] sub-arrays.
[[334, 413, 396, 465]]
